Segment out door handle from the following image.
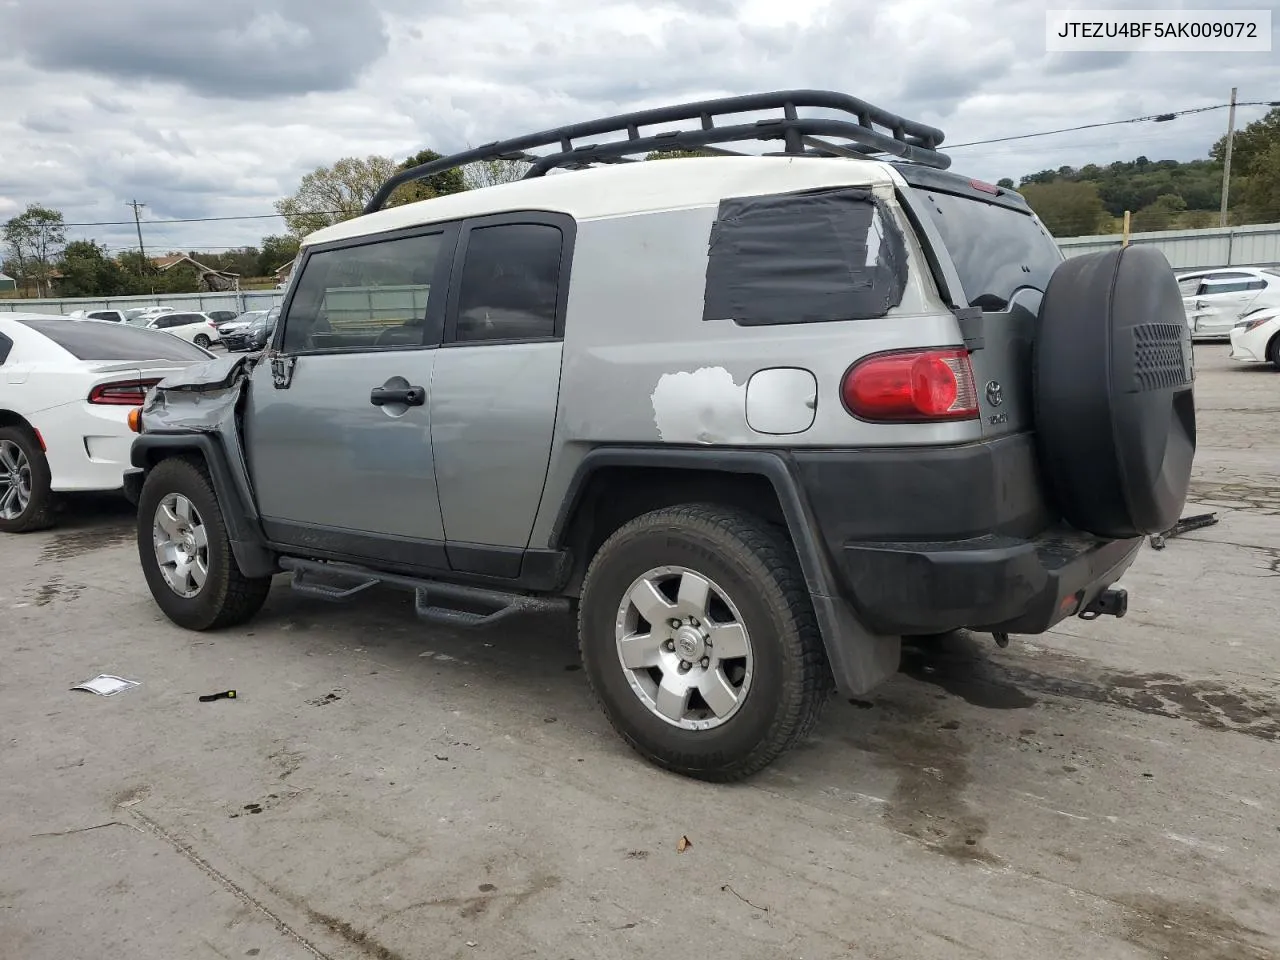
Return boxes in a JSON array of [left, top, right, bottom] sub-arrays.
[[370, 385, 426, 406]]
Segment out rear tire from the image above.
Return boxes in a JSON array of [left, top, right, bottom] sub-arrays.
[[578, 503, 832, 782], [137, 457, 271, 630], [0, 426, 56, 533], [194, 334, 212, 349]]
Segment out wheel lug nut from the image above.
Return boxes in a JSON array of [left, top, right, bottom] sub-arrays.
[[664, 640, 675, 651], [700, 657, 710, 668], [668, 618, 682, 628]]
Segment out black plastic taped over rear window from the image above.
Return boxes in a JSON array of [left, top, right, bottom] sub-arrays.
[[702, 187, 908, 326]]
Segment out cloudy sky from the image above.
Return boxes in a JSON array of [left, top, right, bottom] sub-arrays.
[[0, 0, 1275, 258]]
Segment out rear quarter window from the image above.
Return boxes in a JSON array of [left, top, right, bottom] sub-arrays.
[[913, 189, 1063, 311], [702, 187, 909, 326], [16, 318, 210, 361]]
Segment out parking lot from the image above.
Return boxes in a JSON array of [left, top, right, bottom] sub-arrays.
[[2, 343, 1277, 960]]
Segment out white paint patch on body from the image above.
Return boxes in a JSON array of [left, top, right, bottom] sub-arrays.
[[651, 366, 750, 444]]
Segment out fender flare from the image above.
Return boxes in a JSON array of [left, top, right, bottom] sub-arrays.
[[131, 431, 277, 579], [550, 446, 901, 697]]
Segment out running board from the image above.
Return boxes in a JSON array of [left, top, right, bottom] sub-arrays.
[[278, 557, 570, 627]]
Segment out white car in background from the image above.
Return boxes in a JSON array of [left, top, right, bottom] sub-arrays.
[[1228, 307, 1280, 369], [69, 309, 131, 324], [144, 311, 222, 348], [0, 314, 212, 532], [1177, 267, 1280, 341]]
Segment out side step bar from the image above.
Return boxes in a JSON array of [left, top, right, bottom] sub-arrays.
[[277, 557, 571, 628]]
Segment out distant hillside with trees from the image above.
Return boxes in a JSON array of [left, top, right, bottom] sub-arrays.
[[999, 107, 1280, 237]]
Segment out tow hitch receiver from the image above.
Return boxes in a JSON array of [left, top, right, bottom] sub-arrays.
[[1079, 588, 1128, 621]]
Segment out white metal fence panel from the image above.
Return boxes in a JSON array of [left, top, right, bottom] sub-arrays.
[[0, 290, 285, 315], [1058, 222, 1280, 273]]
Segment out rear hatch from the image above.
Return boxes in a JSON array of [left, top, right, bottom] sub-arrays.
[[891, 164, 1066, 439]]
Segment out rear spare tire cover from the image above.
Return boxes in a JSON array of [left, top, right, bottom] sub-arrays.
[[1034, 246, 1195, 539]]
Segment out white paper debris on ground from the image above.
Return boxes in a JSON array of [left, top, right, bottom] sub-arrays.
[[72, 675, 141, 697]]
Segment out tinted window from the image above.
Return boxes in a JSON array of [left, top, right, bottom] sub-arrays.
[[17, 318, 210, 361], [455, 224, 562, 342], [169, 314, 201, 325], [282, 232, 445, 352], [915, 190, 1063, 311], [1204, 279, 1266, 294], [0, 332, 11, 364]]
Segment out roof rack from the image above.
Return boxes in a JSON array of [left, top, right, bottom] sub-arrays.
[[364, 89, 949, 214]]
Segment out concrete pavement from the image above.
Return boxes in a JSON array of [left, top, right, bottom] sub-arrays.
[[2, 345, 1277, 960]]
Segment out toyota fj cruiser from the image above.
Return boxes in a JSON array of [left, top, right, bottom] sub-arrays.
[[127, 91, 1195, 781]]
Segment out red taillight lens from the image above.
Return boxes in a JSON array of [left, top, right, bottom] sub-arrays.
[[88, 379, 162, 405], [1244, 314, 1275, 332], [841, 348, 979, 422]]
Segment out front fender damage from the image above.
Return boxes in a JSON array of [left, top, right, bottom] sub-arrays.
[[132, 352, 277, 578]]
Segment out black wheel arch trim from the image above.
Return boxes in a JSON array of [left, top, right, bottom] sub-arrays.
[[131, 431, 278, 578], [548, 445, 901, 697]]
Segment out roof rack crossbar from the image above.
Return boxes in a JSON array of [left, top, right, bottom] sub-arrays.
[[365, 89, 948, 213]]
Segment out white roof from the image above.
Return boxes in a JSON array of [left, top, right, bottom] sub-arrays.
[[305, 156, 902, 248]]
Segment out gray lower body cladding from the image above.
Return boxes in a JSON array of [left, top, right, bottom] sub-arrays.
[[791, 435, 1143, 636]]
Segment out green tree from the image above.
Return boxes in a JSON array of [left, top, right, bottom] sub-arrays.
[[274, 156, 402, 235], [1019, 180, 1108, 237], [1212, 107, 1280, 172], [258, 234, 300, 275], [2, 204, 66, 297], [996, 177, 1015, 189], [397, 149, 467, 202], [1131, 193, 1188, 232], [56, 240, 126, 297], [1236, 141, 1280, 222]]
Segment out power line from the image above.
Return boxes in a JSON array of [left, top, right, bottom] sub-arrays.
[[946, 100, 1278, 150]]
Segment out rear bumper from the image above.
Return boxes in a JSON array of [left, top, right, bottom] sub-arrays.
[[792, 435, 1143, 636], [840, 529, 1141, 635]]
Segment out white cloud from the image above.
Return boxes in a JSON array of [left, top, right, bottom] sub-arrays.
[[0, 0, 1274, 257]]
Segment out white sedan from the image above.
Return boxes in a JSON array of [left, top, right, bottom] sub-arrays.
[[0, 313, 211, 532], [1228, 307, 1280, 369]]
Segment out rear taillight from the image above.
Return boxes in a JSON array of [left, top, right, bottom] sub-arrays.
[[1243, 314, 1276, 333], [88, 378, 162, 405], [841, 348, 979, 422]]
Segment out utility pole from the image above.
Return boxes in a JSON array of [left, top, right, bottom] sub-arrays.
[[1219, 87, 1238, 228], [126, 200, 147, 264], [126, 200, 153, 293]]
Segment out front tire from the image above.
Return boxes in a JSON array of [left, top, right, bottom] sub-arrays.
[[578, 504, 832, 782], [1267, 334, 1280, 370], [0, 426, 56, 533], [137, 457, 271, 629]]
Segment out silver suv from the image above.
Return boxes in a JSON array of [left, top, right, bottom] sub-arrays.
[[126, 91, 1196, 781]]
